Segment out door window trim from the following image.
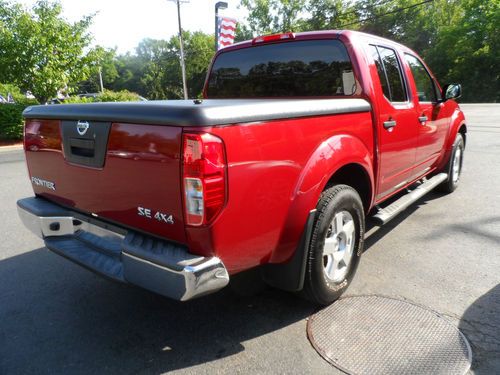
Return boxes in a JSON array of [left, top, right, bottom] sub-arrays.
[[369, 44, 410, 105]]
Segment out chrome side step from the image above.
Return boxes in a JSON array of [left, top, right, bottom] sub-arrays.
[[373, 173, 448, 225]]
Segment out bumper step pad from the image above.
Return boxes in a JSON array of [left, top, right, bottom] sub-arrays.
[[45, 231, 124, 282], [17, 196, 229, 300]]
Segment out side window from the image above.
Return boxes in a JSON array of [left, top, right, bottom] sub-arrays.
[[369, 45, 407, 102], [378, 47, 407, 102], [369, 45, 391, 100], [405, 54, 437, 102]]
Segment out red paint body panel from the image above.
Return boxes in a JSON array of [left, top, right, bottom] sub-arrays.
[[184, 112, 373, 272], [23, 30, 466, 277], [25, 120, 187, 244]]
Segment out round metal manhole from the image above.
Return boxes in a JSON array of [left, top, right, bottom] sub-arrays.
[[307, 295, 472, 375]]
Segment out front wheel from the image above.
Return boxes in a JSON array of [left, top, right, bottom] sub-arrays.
[[302, 185, 365, 305], [439, 133, 465, 194]]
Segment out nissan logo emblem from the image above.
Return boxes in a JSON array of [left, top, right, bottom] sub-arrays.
[[76, 120, 90, 136]]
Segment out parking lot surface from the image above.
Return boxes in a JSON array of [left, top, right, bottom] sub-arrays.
[[0, 104, 498, 374]]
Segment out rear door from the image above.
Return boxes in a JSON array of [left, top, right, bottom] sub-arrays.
[[404, 54, 448, 177], [368, 44, 419, 201]]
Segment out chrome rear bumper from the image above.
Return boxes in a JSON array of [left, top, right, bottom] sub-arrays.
[[17, 197, 229, 301]]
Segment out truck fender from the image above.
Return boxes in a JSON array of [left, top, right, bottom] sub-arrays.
[[263, 134, 374, 291], [436, 106, 467, 171]]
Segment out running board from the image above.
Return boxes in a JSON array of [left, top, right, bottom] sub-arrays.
[[373, 173, 448, 225]]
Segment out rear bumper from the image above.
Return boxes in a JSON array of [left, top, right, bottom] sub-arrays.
[[17, 197, 229, 301]]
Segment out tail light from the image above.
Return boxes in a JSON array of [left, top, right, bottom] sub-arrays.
[[182, 132, 227, 226]]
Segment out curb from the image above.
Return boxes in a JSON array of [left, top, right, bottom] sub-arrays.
[[0, 144, 23, 152]]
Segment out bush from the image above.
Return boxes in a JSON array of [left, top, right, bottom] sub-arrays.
[[0, 88, 142, 141], [62, 96, 95, 104], [0, 83, 38, 141], [0, 104, 27, 140], [61, 90, 143, 104], [95, 89, 143, 102]]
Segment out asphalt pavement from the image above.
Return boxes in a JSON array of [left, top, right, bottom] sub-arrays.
[[0, 104, 498, 374]]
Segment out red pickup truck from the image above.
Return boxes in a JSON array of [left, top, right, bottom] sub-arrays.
[[18, 30, 466, 305]]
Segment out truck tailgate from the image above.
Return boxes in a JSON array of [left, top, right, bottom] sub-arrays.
[[24, 119, 187, 243]]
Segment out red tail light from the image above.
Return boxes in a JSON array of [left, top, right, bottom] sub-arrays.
[[182, 132, 227, 226], [252, 32, 295, 44]]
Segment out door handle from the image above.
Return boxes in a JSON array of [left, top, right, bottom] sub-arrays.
[[383, 120, 397, 130], [418, 115, 428, 124]]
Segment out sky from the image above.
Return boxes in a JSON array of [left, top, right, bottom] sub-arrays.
[[17, 0, 248, 54]]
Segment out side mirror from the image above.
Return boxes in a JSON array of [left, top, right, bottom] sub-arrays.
[[442, 84, 462, 101]]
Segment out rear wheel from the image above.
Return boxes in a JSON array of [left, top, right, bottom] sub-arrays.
[[439, 133, 465, 194], [303, 185, 365, 305]]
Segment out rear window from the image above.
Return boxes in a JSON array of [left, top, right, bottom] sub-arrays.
[[206, 40, 355, 98]]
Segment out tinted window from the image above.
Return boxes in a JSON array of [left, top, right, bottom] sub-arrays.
[[207, 40, 355, 98], [377, 46, 407, 102], [369, 45, 391, 99], [405, 54, 437, 102]]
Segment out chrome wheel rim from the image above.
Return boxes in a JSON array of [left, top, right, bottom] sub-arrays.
[[322, 210, 356, 283], [452, 147, 462, 183]]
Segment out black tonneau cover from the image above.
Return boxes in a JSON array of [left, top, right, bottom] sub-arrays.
[[23, 99, 370, 127]]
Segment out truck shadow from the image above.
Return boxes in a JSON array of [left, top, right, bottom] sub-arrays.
[[459, 284, 500, 374], [0, 248, 314, 374], [364, 190, 443, 251]]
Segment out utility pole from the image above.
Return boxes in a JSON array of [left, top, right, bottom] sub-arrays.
[[214, 2, 228, 52], [98, 67, 104, 93], [174, 0, 188, 99]]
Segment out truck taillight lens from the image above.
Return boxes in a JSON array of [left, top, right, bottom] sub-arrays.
[[182, 132, 227, 226]]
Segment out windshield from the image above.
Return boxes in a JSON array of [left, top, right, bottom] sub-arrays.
[[206, 39, 355, 98]]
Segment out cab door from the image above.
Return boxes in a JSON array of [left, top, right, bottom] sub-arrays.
[[368, 45, 419, 201], [404, 54, 448, 179]]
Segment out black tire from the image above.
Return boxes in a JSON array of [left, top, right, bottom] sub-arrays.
[[302, 184, 365, 305], [438, 133, 465, 194]]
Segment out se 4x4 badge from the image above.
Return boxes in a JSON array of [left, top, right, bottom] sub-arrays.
[[138, 206, 174, 225]]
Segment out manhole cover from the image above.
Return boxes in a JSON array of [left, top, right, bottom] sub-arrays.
[[307, 295, 472, 375]]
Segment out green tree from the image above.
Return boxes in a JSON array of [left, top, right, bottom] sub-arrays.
[[135, 31, 214, 99], [109, 53, 146, 95], [137, 38, 172, 99], [184, 31, 215, 98], [435, 0, 500, 102], [351, 0, 499, 101], [0, 0, 97, 103], [236, 0, 499, 102], [239, 0, 306, 36], [79, 46, 119, 93], [301, 0, 358, 31]]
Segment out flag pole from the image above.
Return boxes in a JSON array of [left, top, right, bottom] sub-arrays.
[[175, 0, 188, 100]]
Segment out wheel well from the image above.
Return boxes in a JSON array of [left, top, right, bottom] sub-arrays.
[[459, 124, 467, 147], [324, 163, 372, 212]]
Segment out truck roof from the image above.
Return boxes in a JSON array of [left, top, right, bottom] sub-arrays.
[[220, 30, 412, 56]]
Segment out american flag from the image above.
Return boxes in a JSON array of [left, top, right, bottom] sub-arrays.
[[217, 16, 237, 50]]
